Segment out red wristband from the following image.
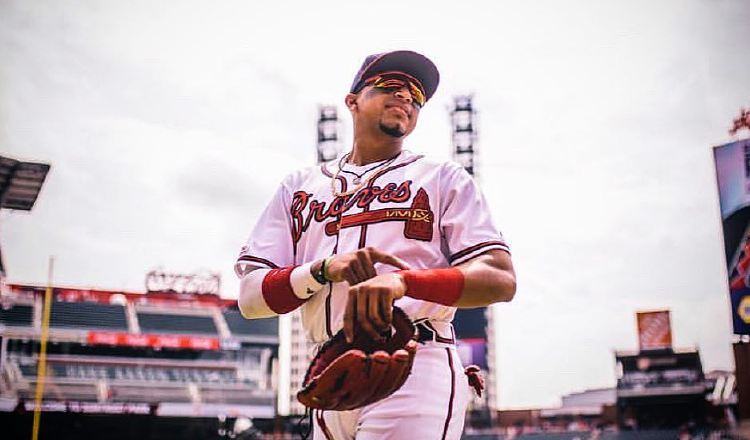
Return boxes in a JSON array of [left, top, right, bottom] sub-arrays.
[[262, 267, 307, 314], [399, 268, 464, 306]]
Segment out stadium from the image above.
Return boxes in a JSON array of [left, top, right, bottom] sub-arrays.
[[2, 102, 750, 440], [0, 280, 281, 439], [3, 3, 750, 437]]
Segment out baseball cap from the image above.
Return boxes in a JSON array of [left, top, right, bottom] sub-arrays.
[[350, 50, 440, 103]]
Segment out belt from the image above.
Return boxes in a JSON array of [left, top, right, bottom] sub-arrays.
[[414, 320, 456, 344]]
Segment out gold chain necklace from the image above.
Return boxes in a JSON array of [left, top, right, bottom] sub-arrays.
[[330, 152, 400, 198]]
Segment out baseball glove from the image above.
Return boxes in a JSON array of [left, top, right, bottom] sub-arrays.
[[297, 306, 418, 411]]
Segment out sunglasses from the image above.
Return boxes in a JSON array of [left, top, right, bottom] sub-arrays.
[[364, 75, 426, 108]]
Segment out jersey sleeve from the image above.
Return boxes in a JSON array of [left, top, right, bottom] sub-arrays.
[[235, 181, 296, 276], [439, 162, 510, 266]]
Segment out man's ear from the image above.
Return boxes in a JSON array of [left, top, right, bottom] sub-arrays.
[[345, 93, 358, 111]]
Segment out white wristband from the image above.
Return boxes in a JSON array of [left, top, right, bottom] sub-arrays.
[[290, 262, 325, 299]]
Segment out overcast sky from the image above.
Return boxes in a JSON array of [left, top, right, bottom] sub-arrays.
[[2, 0, 749, 409]]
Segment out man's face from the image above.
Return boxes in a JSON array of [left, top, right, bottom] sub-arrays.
[[349, 74, 424, 138]]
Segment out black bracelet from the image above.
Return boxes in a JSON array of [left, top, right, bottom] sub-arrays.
[[312, 258, 329, 284]]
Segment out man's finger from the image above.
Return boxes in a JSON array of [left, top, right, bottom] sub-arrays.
[[343, 267, 357, 285], [356, 290, 379, 340], [344, 290, 357, 343], [368, 290, 386, 332], [380, 292, 393, 327], [370, 250, 410, 270], [350, 259, 367, 284], [358, 251, 377, 280]]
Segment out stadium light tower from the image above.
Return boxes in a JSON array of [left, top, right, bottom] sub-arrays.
[[450, 95, 478, 179], [317, 105, 341, 164]]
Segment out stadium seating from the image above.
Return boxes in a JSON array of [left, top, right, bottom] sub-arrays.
[[50, 301, 128, 330], [198, 388, 273, 406], [0, 303, 33, 326], [600, 431, 679, 440], [18, 362, 37, 377], [137, 312, 217, 335], [516, 433, 591, 440], [223, 309, 277, 336], [108, 384, 192, 403], [2, 285, 278, 419], [16, 359, 254, 387]]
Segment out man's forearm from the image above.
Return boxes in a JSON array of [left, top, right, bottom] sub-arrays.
[[238, 268, 277, 319], [454, 250, 516, 308], [237, 263, 326, 319], [396, 250, 516, 308]]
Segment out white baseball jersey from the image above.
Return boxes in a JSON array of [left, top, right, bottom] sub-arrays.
[[235, 149, 509, 343]]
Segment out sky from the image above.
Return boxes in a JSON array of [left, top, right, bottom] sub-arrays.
[[2, 0, 749, 409]]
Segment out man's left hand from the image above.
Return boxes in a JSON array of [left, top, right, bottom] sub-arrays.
[[344, 273, 407, 342]]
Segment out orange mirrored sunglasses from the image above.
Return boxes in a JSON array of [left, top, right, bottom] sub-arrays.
[[364, 75, 426, 108]]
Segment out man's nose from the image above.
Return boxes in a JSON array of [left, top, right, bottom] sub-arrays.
[[393, 87, 413, 104]]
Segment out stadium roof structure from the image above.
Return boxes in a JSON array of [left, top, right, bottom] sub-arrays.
[[0, 155, 51, 211]]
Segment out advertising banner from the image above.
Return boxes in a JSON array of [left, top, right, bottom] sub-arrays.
[[87, 331, 220, 350], [636, 310, 672, 351], [714, 139, 750, 335]]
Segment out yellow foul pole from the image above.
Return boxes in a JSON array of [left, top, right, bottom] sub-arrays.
[[31, 257, 54, 440]]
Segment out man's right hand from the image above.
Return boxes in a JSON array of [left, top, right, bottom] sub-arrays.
[[315, 247, 410, 286]]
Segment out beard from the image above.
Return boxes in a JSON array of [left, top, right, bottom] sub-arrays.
[[379, 121, 406, 138]]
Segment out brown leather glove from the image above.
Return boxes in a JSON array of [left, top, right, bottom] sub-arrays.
[[297, 306, 418, 411]]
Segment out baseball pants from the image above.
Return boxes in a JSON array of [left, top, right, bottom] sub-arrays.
[[313, 340, 470, 440]]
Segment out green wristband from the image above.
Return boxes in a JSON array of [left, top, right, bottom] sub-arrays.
[[322, 256, 335, 282], [312, 257, 334, 284]]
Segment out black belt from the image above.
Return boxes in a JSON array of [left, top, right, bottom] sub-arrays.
[[415, 320, 455, 344]]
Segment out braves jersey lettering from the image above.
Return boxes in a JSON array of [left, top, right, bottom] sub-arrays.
[[291, 180, 413, 246], [237, 150, 509, 342]]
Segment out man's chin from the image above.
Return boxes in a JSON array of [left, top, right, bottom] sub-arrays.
[[379, 122, 406, 138]]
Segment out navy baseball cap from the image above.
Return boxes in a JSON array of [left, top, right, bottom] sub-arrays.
[[350, 50, 440, 103]]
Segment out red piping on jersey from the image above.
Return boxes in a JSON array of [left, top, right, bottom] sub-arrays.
[[320, 163, 334, 178], [325, 176, 348, 339], [323, 282, 333, 338], [321, 161, 348, 191], [358, 224, 369, 249], [448, 240, 509, 264], [315, 410, 335, 440], [237, 255, 279, 269], [441, 348, 456, 440], [369, 154, 423, 182]]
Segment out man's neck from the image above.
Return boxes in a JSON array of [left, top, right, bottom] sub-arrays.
[[349, 134, 403, 166]]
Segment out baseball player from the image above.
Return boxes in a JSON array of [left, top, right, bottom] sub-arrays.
[[236, 50, 516, 440]]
